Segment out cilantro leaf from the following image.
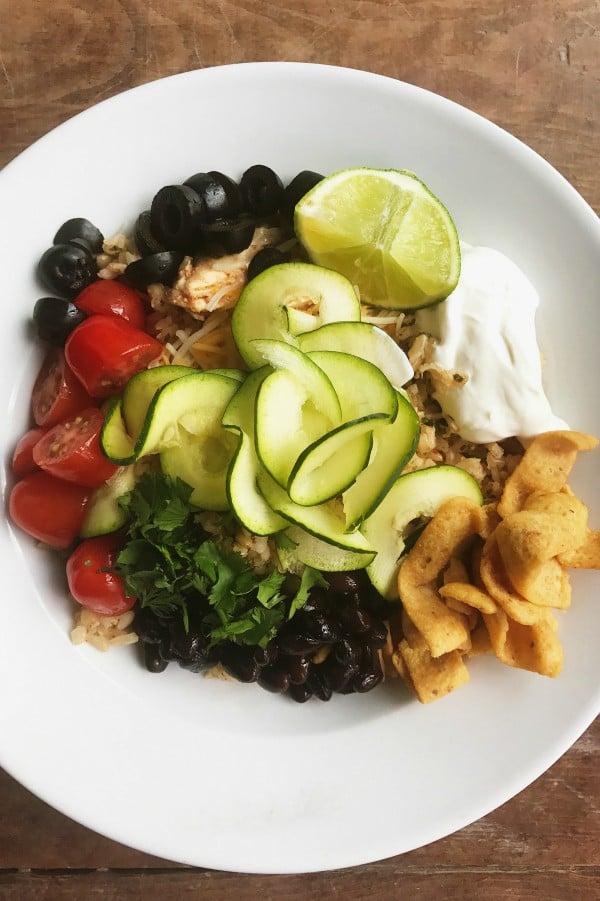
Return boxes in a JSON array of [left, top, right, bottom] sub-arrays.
[[116, 472, 323, 650]]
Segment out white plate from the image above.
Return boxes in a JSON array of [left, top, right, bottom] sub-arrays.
[[0, 63, 599, 874]]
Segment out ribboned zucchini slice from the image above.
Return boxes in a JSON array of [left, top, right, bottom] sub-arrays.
[[232, 261, 360, 369], [362, 465, 483, 599]]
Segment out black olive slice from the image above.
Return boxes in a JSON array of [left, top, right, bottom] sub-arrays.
[[53, 218, 105, 254], [199, 217, 256, 254], [184, 171, 242, 222], [123, 251, 184, 290], [32, 297, 87, 346], [240, 165, 284, 218], [280, 170, 324, 221], [37, 244, 98, 298], [246, 246, 289, 282], [134, 210, 166, 257], [150, 185, 205, 252]]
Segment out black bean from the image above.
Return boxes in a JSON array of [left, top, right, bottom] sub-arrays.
[[144, 643, 169, 673], [352, 645, 384, 694], [302, 587, 330, 612], [325, 571, 362, 595], [333, 637, 362, 667], [339, 606, 373, 635], [285, 655, 311, 685], [294, 609, 341, 644], [134, 608, 166, 645], [288, 683, 313, 703], [257, 664, 290, 694], [276, 626, 323, 656], [366, 620, 389, 649], [220, 645, 259, 683], [168, 628, 211, 673], [306, 668, 332, 702], [253, 640, 279, 666], [320, 656, 356, 692]]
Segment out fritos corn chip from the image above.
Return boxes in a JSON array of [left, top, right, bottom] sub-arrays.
[[482, 608, 563, 677], [497, 431, 598, 517], [391, 430, 597, 704], [396, 640, 470, 703], [398, 498, 483, 657], [558, 529, 600, 568]]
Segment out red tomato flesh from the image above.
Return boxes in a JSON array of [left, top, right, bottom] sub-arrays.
[[31, 347, 93, 427], [66, 535, 136, 615], [75, 279, 147, 330], [65, 314, 163, 398], [32, 407, 118, 487], [12, 426, 47, 478], [9, 472, 91, 549]]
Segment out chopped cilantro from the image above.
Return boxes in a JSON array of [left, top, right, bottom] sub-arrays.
[[116, 472, 324, 648]]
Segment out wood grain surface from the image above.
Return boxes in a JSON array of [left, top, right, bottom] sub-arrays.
[[1, 1, 599, 898]]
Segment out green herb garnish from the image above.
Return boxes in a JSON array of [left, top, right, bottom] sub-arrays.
[[116, 471, 326, 647]]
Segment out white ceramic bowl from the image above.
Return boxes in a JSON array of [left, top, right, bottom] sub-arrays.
[[1, 63, 599, 874]]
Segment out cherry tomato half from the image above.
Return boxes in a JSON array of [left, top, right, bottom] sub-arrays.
[[31, 347, 93, 427], [74, 279, 147, 330], [32, 407, 118, 487], [65, 314, 163, 398], [66, 535, 136, 615], [12, 426, 47, 478], [9, 471, 90, 549]]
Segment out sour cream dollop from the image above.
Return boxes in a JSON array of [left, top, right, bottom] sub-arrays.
[[415, 243, 567, 444]]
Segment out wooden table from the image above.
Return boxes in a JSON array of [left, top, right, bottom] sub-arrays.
[[1, 1, 598, 898]]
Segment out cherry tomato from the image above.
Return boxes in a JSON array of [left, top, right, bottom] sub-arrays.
[[9, 472, 90, 549], [66, 535, 136, 615], [12, 426, 47, 478], [74, 279, 147, 330], [32, 407, 118, 487], [65, 314, 163, 398], [31, 347, 94, 427]]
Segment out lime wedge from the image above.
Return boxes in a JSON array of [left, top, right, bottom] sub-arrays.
[[295, 168, 461, 310]]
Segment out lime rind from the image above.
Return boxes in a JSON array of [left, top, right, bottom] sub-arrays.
[[295, 167, 461, 310]]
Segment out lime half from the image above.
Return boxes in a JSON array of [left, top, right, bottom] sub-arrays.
[[295, 168, 461, 310]]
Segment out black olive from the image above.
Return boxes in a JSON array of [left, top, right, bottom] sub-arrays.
[[280, 170, 324, 221], [240, 165, 284, 217], [123, 251, 183, 290], [198, 217, 256, 254], [32, 297, 87, 346], [184, 171, 242, 221], [53, 218, 104, 255], [150, 185, 205, 252], [247, 246, 289, 282], [134, 210, 165, 257], [37, 243, 98, 298]]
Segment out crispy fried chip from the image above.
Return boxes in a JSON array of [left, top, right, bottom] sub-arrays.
[[480, 535, 554, 624], [495, 518, 572, 608], [439, 581, 498, 614], [558, 530, 600, 569], [482, 609, 563, 677], [497, 431, 598, 517], [443, 556, 470, 584], [398, 498, 484, 657], [468, 619, 493, 656], [398, 639, 470, 703], [401, 497, 485, 585]]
